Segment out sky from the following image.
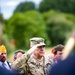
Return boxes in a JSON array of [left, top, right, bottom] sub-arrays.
[[0, 0, 42, 19]]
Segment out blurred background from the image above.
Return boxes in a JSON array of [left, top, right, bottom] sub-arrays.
[[0, 0, 75, 62]]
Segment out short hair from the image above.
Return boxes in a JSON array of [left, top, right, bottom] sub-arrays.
[[14, 50, 25, 59], [53, 44, 64, 55]]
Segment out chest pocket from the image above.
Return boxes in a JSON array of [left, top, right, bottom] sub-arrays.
[[27, 56, 47, 75], [30, 61, 43, 68], [27, 61, 44, 75], [24, 63, 33, 75]]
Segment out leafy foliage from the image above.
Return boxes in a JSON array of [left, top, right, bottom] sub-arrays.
[[2, 35, 15, 56], [8, 11, 48, 49], [0, 14, 4, 23], [14, 2, 36, 13], [43, 10, 75, 45], [39, 0, 75, 14]]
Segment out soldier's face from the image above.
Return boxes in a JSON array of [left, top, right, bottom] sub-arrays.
[[34, 45, 45, 57]]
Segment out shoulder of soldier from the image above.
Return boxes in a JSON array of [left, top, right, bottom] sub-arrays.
[[12, 53, 31, 69], [27, 55, 37, 63], [11, 53, 32, 75], [44, 56, 53, 64]]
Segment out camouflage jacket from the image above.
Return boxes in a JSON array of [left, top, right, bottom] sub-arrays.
[[12, 53, 53, 75]]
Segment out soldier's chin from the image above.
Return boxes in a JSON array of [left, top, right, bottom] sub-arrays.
[[40, 54, 44, 57]]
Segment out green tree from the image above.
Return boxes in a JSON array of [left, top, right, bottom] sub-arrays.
[[8, 11, 48, 49], [14, 2, 36, 13], [39, 0, 54, 12], [39, 0, 75, 14], [0, 13, 4, 23], [43, 10, 74, 45]]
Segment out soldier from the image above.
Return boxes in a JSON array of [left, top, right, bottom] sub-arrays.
[[12, 37, 53, 75]]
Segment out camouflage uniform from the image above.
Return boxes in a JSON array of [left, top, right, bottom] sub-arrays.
[[12, 37, 53, 75], [12, 53, 53, 75]]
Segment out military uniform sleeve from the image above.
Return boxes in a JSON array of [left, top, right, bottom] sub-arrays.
[[12, 46, 37, 75], [12, 53, 30, 75], [45, 56, 53, 74]]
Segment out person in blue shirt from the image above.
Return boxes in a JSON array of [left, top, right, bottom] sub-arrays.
[[49, 32, 75, 75], [49, 54, 75, 75], [0, 66, 20, 75], [0, 45, 11, 70]]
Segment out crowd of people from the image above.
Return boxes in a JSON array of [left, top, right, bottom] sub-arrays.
[[0, 36, 75, 75]]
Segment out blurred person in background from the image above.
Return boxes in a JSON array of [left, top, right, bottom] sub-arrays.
[[13, 50, 25, 61], [53, 44, 64, 64], [0, 45, 11, 70], [0, 66, 20, 75], [48, 44, 64, 64], [48, 32, 75, 75], [12, 37, 53, 75], [48, 48, 54, 60]]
